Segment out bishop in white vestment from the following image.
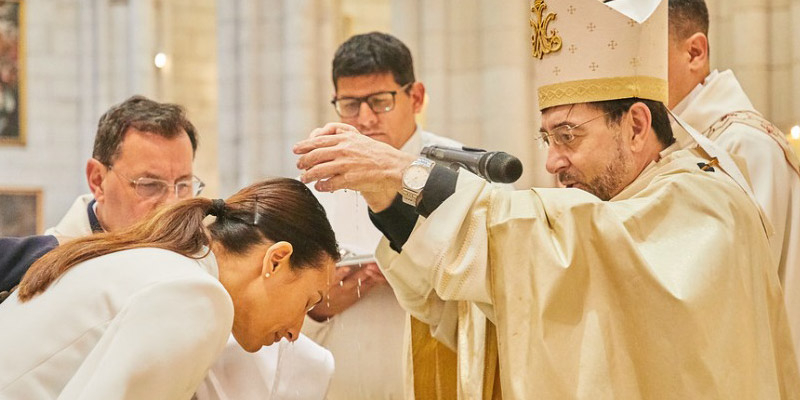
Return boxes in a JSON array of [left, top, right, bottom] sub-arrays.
[[293, 0, 800, 398]]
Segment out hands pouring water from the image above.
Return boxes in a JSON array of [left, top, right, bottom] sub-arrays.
[[294, 123, 416, 213], [294, 123, 410, 316]]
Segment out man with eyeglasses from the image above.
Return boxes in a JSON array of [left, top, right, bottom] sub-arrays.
[[296, 0, 799, 397], [1, 96, 201, 297], [46, 95, 203, 239], [301, 32, 462, 400], [3, 96, 336, 400]]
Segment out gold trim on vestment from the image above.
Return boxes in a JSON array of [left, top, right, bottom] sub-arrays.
[[538, 76, 668, 109], [411, 316, 458, 400], [482, 320, 502, 400], [704, 111, 800, 176]]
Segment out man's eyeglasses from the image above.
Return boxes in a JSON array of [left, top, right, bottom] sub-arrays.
[[108, 166, 205, 199], [331, 82, 413, 118], [537, 110, 613, 148]]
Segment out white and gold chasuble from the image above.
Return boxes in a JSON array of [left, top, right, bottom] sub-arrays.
[[376, 146, 800, 399]]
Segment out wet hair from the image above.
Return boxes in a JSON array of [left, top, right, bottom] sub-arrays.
[[668, 0, 709, 41], [588, 98, 676, 148], [93, 95, 199, 166], [332, 32, 415, 90], [18, 178, 340, 301]]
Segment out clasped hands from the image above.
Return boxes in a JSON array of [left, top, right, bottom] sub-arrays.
[[306, 263, 387, 322]]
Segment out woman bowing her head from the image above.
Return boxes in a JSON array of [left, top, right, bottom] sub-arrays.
[[1, 178, 339, 399]]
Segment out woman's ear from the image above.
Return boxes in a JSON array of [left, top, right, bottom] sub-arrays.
[[262, 241, 294, 278]]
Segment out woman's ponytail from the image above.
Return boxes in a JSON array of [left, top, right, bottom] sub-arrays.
[[18, 198, 217, 301], [19, 177, 341, 301]]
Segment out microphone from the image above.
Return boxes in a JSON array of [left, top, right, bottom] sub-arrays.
[[421, 145, 523, 183]]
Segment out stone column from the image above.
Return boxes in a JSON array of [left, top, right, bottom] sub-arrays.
[[788, 0, 800, 131], [415, 0, 449, 137], [216, 0, 337, 196], [479, 0, 550, 189], [394, 0, 552, 188], [159, 0, 219, 196], [280, 0, 321, 177]]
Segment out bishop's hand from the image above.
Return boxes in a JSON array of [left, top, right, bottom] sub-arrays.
[[294, 123, 416, 212]]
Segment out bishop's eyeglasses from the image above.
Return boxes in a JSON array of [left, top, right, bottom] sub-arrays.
[[108, 166, 205, 199], [331, 82, 413, 118], [537, 110, 613, 148]]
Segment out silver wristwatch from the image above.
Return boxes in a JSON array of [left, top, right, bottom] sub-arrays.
[[400, 157, 436, 206]]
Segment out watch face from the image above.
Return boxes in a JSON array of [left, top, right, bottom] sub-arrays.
[[403, 165, 429, 190]]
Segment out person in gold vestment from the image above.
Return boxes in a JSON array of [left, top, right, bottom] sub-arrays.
[[294, 0, 800, 398]]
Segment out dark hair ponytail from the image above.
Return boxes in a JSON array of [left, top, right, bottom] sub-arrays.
[[207, 178, 340, 268], [19, 178, 340, 302], [18, 198, 216, 301]]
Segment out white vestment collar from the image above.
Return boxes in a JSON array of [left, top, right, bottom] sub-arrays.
[[673, 69, 757, 134]]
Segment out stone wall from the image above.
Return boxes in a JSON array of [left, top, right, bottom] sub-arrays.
[[2, 0, 797, 232], [216, 0, 553, 191], [706, 0, 800, 132], [216, 0, 338, 196]]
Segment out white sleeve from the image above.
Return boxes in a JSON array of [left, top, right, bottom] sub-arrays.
[[376, 172, 496, 350], [375, 237, 460, 349], [716, 125, 792, 262], [57, 277, 234, 400]]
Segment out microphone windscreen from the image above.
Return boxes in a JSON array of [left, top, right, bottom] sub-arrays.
[[487, 152, 523, 183]]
